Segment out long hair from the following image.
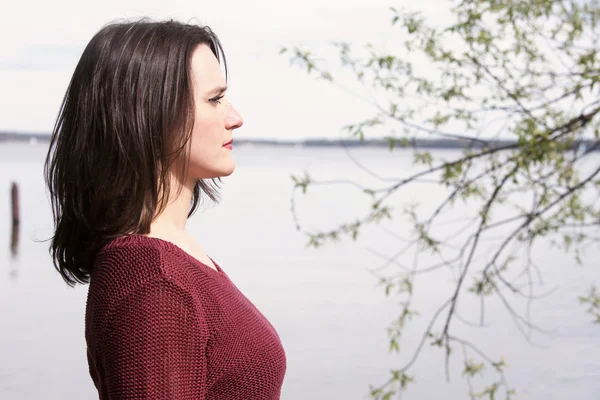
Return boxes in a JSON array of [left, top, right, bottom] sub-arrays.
[[44, 19, 227, 286]]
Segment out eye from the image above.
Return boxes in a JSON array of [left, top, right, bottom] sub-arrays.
[[209, 95, 224, 105]]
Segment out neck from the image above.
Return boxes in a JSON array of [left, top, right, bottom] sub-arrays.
[[148, 174, 196, 239]]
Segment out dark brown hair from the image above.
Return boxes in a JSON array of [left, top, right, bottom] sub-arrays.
[[44, 19, 227, 286]]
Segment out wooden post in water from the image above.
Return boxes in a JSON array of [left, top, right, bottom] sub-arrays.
[[10, 182, 20, 257]]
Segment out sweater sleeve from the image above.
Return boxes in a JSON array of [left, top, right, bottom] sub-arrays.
[[99, 277, 209, 399]]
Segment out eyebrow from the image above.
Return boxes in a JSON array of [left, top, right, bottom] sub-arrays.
[[207, 85, 228, 97]]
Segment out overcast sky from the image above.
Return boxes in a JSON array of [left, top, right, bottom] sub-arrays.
[[0, 0, 451, 139]]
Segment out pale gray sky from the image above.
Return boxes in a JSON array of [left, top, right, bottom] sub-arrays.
[[0, 0, 451, 139]]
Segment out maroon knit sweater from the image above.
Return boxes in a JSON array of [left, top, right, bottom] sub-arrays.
[[85, 235, 286, 399]]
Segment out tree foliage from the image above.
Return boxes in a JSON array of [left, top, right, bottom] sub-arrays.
[[282, 0, 600, 398]]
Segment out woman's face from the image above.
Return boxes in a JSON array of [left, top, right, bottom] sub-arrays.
[[185, 44, 243, 182]]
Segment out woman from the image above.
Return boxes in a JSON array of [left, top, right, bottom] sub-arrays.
[[44, 19, 286, 399]]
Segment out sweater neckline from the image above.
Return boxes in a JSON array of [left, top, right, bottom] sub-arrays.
[[104, 234, 225, 277]]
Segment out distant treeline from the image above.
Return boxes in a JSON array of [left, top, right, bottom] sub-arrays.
[[1, 131, 598, 151]]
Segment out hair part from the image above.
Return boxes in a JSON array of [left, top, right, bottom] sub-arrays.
[[45, 19, 227, 286]]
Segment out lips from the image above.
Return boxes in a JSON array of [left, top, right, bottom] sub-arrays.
[[223, 139, 233, 150]]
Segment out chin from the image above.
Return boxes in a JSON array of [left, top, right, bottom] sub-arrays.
[[218, 165, 235, 178], [194, 162, 235, 179], [217, 159, 236, 177]]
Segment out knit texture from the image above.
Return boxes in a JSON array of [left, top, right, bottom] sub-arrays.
[[85, 235, 287, 399]]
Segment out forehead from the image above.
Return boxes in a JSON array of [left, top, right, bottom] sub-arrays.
[[190, 44, 226, 92]]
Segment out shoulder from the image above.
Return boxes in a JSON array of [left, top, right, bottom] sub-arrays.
[[87, 236, 198, 322], [92, 235, 189, 289], [86, 236, 210, 341]]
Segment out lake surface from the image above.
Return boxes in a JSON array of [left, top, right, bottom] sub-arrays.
[[1, 143, 599, 399]]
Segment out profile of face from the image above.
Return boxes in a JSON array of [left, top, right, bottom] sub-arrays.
[[185, 44, 244, 183]]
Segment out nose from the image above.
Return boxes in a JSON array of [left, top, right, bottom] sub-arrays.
[[225, 104, 243, 131]]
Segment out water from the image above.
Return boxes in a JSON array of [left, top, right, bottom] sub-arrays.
[[1, 143, 599, 399]]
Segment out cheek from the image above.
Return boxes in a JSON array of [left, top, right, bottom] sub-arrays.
[[193, 112, 223, 144], [188, 117, 224, 161]]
